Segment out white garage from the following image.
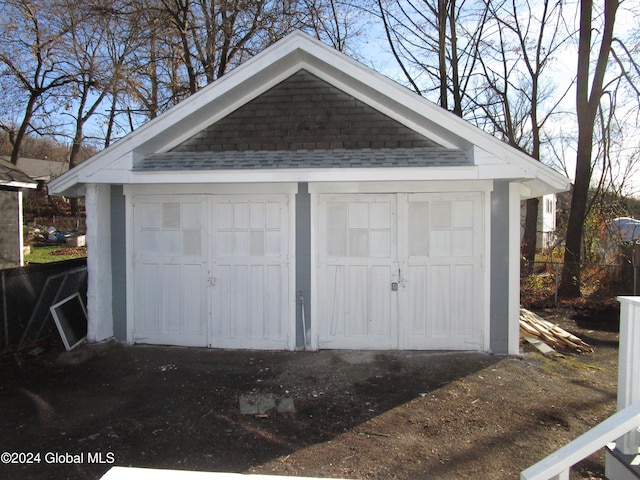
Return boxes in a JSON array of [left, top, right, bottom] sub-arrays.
[[49, 31, 569, 354]]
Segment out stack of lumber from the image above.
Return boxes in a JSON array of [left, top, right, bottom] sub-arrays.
[[520, 308, 593, 353]]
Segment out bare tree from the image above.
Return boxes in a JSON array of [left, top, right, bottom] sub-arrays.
[[121, 0, 189, 120], [152, 0, 300, 94], [472, 0, 572, 268], [0, 0, 75, 164], [374, 0, 489, 115], [61, 1, 138, 162], [299, 0, 370, 53], [560, 0, 620, 298], [37, 0, 139, 213]]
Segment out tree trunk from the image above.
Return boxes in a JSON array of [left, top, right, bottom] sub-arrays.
[[522, 197, 539, 274], [560, 0, 618, 298], [560, 147, 592, 297], [437, 0, 448, 110], [10, 92, 38, 165], [448, 0, 463, 117], [68, 127, 84, 217]]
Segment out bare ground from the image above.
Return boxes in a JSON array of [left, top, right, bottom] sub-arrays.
[[0, 307, 619, 480]]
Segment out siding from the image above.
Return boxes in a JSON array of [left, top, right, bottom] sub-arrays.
[[171, 70, 436, 152], [0, 190, 20, 269]]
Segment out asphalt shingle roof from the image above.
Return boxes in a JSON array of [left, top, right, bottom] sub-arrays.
[[0, 158, 38, 187], [135, 147, 471, 171]]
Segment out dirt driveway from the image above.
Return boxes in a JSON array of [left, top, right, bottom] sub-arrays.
[[0, 307, 619, 480]]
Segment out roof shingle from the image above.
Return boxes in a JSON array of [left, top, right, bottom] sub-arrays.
[[135, 147, 471, 172]]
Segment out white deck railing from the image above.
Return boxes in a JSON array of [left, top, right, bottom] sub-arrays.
[[520, 296, 640, 480], [520, 401, 640, 480]]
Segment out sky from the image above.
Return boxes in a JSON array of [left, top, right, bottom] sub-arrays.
[[352, 2, 640, 195]]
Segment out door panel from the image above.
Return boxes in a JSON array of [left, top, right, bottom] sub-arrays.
[[402, 193, 484, 350], [132, 193, 291, 349], [318, 195, 397, 349], [211, 196, 289, 349], [317, 192, 484, 351], [132, 196, 208, 346]]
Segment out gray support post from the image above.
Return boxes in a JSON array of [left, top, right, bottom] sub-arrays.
[[490, 181, 510, 354], [111, 185, 127, 341], [2, 270, 7, 348], [295, 183, 311, 349]]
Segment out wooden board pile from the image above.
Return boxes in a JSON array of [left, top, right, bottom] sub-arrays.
[[520, 308, 593, 354]]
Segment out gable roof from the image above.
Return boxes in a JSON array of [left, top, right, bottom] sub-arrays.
[[0, 158, 38, 189], [14, 156, 69, 181], [49, 30, 569, 198]]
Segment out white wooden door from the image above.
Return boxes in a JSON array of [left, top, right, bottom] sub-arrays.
[[210, 196, 290, 349], [132, 195, 208, 346], [317, 193, 484, 350], [400, 193, 484, 349], [318, 195, 398, 349]]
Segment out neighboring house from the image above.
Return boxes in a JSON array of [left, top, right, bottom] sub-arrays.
[[0, 158, 37, 269], [540, 194, 558, 250], [520, 193, 558, 251], [49, 31, 570, 354], [0, 155, 69, 189]]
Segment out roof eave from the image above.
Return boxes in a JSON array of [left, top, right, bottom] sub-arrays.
[[0, 181, 38, 189], [48, 30, 571, 196]]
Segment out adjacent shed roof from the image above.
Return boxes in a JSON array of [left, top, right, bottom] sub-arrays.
[[15, 156, 69, 181], [0, 158, 38, 189]]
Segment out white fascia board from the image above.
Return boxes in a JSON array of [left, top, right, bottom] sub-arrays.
[[473, 145, 570, 195], [48, 169, 78, 195], [127, 166, 480, 184], [534, 167, 572, 192], [308, 179, 493, 194], [477, 164, 534, 180], [123, 183, 298, 196], [79, 153, 135, 183], [519, 178, 563, 199], [51, 151, 136, 195], [0, 181, 37, 189]]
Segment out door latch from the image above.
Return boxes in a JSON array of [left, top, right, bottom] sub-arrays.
[[391, 282, 399, 291]]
